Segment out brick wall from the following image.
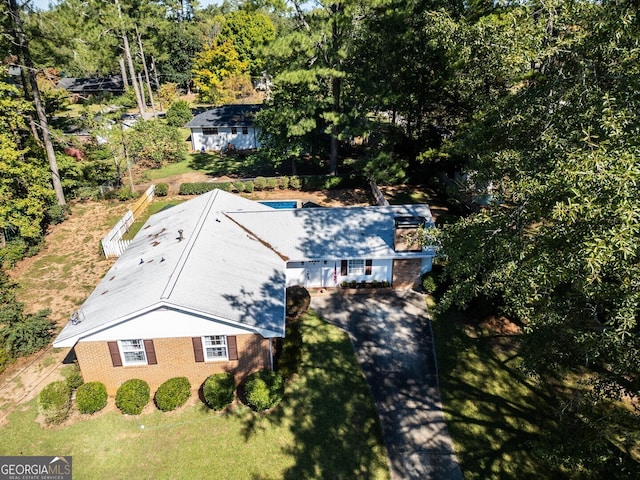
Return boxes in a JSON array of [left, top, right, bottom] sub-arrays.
[[392, 258, 422, 289], [75, 334, 271, 395]]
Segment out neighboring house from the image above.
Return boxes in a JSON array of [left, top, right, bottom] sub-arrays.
[[53, 190, 436, 393], [185, 104, 263, 152], [56, 76, 125, 100]]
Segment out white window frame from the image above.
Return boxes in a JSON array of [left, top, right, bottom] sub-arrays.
[[119, 339, 147, 366], [348, 259, 365, 275], [202, 335, 228, 361]]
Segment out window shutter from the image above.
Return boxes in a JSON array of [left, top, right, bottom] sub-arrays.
[[108, 341, 122, 367], [365, 259, 373, 275], [144, 339, 157, 365], [341, 260, 348, 276], [227, 336, 238, 361], [192, 337, 204, 362]]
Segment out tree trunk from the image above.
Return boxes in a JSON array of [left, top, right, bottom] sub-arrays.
[[116, 0, 144, 116], [119, 57, 129, 88], [136, 27, 157, 117], [9, 0, 66, 206]]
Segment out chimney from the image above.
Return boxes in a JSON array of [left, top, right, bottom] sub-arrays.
[[393, 216, 425, 252]]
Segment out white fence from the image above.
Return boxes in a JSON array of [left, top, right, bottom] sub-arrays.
[[101, 185, 155, 258]]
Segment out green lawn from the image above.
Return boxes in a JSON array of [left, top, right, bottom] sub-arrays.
[[122, 199, 184, 240], [431, 303, 566, 479], [0, 312, 389, 480]]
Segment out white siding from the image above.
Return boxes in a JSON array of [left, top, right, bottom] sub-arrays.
[[81, 308, 253, 342], [285, 259, 393, 288], [191, 127, 262, 152]]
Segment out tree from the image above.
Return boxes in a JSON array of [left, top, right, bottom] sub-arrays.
[[192, 38, 250, 104], [437, 1, 640, 473]]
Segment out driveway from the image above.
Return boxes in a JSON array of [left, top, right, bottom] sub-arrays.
[[310, 290, 463, 480]]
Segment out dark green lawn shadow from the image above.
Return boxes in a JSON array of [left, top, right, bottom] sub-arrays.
[[188, 152, 277, 178], [240, 311, 389, 480]]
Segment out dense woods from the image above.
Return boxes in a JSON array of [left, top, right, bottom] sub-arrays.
[[1, 0, 639, 476]]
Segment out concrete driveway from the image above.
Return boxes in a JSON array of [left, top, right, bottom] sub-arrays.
[[310, 290, 463, 480]]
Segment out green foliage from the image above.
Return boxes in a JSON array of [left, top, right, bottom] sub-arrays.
[[202, 373, 236, 410], [420, 273, 437, 294], [154, 377, 191, 412], [279, 176, 289, 190], [166, 100, 193, 127], [61, 364, 84, 390], [45, 204, 70, 225], [288, 176, 301, 190], [154, 183, 168, 197], [243, 370, 285, 412], [233, 181, 244, 192], [75, 381, 107, 414], [115, 379, 150, 415], [178, 182, 231, 195], [244, 180, 254, 193], [38, 381, 71, 424], [253, 176, 267, 191], [126, 120, 187, 168], [117, 187, 137, 202], [1, 309, 55, 357], [265, 177, 278, 190]]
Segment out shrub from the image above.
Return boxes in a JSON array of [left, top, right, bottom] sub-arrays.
[[46, 205, 70, 225], [75, 381, 107, 414], [115, 379, 150, 415], [118, 187, 137, 201], [254, 176, 267, 191], [233, 181, 244, 193], [265, 177, 278, 190], [243, 370, 285, 411], [154, 377, 191, 412], [179, 182, 217, 195], [279, 176, 289, 190], [155, 183, 168, 197], [289, 176, 301, 190], [421, 273, 437, 294], [202, 372, 236, 410], [166, 100, 193, 127], [61, 364, 84, 390], [39, 381, 71, 424], [244, 180, 254, 193]]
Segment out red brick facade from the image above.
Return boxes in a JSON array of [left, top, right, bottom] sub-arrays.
[[75, 334, 271, 395], [392, 258, 422, 289]]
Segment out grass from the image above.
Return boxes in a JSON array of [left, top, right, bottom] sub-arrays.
[[431, 303, 562, 479], [122, 200, 184, 240], [143, 159, 199, 180], [0, 312, 388, 480]]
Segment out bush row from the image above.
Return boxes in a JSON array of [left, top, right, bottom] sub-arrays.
[[39, 370, 286, 422], [178, 174, 365, 196]]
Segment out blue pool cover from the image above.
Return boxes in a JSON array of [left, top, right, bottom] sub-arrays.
[[259, 200, 298, 209]]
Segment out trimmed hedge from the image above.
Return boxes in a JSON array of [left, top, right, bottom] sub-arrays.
[[155, 183, 168, 196], [115, 379, 150, 415], [254, 176, 267, 191], [179, 182, 231, 195], [75, 381, 108, 414], [244, 180, 254, 193], [39, 381, 71, 424], [154, 377, 191, 412], [243, 370, 285, 412], [61, 364, 84, 390], [202, 372, 235, 410], [421, 273, 437, 294]]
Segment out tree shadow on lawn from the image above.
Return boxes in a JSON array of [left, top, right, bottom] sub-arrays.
[[188, 152, 277, 178], [240, 314, 389, 480], [434, 307, 577, 479]]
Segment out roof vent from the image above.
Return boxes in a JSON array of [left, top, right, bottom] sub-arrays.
[[70, 310, 84, 325], [177, 229, 184, 242]]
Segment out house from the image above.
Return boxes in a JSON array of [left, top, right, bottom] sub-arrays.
[[56, 76, 125, 101], [53, 190, 435, 393], [185, 104, 263, 152]]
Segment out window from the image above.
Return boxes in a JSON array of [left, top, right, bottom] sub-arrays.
[[231, 127, 238, 134], [242, 127, 248, 135], [202, 127, 218, 135], [348, 259, 365, 275], [119, 339, 147, 365], [202, 335, 228, 361]]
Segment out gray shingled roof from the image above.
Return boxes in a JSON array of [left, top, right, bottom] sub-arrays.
[[185, 104, 262, 128], [54, 191, 284, 348]]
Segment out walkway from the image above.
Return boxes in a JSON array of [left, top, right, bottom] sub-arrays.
[[311, 290, 463, 480]]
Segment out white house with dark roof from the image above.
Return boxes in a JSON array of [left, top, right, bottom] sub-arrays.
[[185, 104, 263, 152], [53, 190, 435, 393]]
